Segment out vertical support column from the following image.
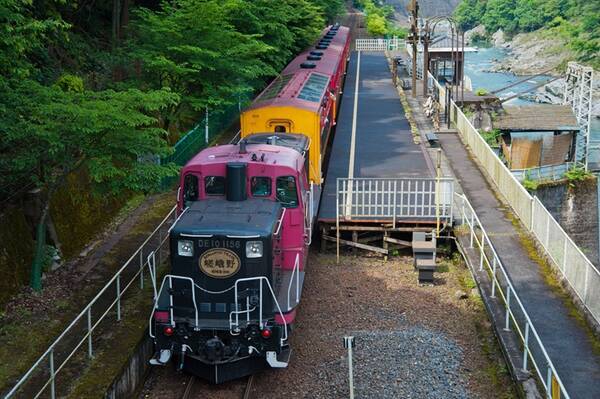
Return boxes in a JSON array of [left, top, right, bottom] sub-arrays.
[[49, 349, 56, 399], [522, 322, 530, 372], [87, 308, 93, 358], [116, 274, 121, 321], [491, 257, 497, 299], [205, 106, 209, 144], [139, 251, 144, 289], [383, 231, 389, 262], [504, 287, 511, 331]]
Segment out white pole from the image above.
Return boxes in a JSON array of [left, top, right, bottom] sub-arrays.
[[344, 336, 355, 399], [205, 106, 209, 144]]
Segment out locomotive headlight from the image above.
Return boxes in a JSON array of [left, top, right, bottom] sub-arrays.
[[178, 240, 194, 257], [246, 241, 263, 258]]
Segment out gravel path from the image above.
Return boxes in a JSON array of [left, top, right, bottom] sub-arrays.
[[142, 251, 515, 399]]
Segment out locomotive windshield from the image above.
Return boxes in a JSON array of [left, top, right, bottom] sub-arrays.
[[276, 176, 298, 208], [251, 177, 271, 197], [205, 176, 225, 195]]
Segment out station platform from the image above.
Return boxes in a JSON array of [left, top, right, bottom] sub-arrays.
[[318, 52, 434, 224]]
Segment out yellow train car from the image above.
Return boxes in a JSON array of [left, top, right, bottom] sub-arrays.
[[240, 25, 350, 185]]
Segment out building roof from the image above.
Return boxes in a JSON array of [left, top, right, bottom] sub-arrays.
[[494, 105, 579, 131], [428, 35, 477, 53]]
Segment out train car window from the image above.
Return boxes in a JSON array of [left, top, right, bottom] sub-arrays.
[[205, 176, 225, 195], [183, 174, 199, 206], [251, 177, 271, 197], [276, 176, 298, 208], [274, 125, 286, 132]]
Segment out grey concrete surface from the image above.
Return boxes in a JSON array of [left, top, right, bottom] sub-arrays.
[[319, 52, 431, 221]]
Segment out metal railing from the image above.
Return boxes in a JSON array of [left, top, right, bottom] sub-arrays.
[[450, 101, 534, 228], [446, 97, 600, 326], [512, 163, 574, 182], [286, 254, 301, 311], [531, 197, 600, 322], [355, 37, 402, 51], [336, 177, 454, 228], [455, 193, 569, 399], [5, 206, 177, 399]]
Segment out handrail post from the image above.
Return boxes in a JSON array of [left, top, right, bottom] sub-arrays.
[[139, 251, 144, 289], [522, 322, 530, 372], [491, 257, 497, 298], [469, 212, 475, 248], [49, 348, 56, 399], [116, 274, 121, 322], [479, 232, 485, 271], [504, 287, 511, 331], [87, 308, 93, 358], [546, 366, 552, 398]]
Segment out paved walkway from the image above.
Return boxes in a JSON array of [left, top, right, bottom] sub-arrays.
[[439, 132, 600, 398], [319, 51, 431, 221]]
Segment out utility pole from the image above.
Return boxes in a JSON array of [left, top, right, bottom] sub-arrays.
[[408, 0, 419, 97], [422, 21, 430, 97]]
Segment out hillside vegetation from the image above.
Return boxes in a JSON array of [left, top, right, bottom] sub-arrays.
[[0, 0, 343, 291], [454, 0, 599, 68]]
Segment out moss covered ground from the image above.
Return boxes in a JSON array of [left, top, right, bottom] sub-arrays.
[[0, 193, 174, 395]]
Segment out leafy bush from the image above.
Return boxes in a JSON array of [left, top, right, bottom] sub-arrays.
[[565, 167, 594, 183]]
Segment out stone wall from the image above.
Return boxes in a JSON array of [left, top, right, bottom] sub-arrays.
[[535, 178, 599, 266]]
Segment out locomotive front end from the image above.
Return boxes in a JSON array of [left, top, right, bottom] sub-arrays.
[[150, 163, 291, 383]]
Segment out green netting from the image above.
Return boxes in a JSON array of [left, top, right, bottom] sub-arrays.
[[160, 94, 253, 189]]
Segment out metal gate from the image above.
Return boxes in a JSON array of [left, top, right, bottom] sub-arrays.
[[355, 37, 402, 51]]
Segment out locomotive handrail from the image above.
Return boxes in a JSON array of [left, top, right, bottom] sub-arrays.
[[286, 254, 301, 311], [274, 207, 286, 236], [304, 184, 313, 245], [231, 277, 288, 347], [149, 274, 200, 339]]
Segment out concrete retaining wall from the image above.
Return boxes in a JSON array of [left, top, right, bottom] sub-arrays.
[[104, 331, 153, 399], [535, 178, 599, 266]]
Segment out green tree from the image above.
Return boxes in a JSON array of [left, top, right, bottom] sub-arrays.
[[130, 0, 275, 137], [454, 0, 486, 31]]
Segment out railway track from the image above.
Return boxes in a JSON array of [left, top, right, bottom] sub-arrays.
[[180, 375, 254, 399]]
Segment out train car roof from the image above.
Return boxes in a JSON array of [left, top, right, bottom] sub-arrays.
[[183, 143, 304, 172], [282, 25, 350, 76], [245, 25, 349, 113], [171, 199, 282, 237]]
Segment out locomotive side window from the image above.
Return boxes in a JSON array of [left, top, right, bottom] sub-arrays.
[[274, 125, 286, 132], [251, 177, 271, 197], [276, 176, 298, 208], [183, 174, 199, 207], [205, 176, 225, 195]]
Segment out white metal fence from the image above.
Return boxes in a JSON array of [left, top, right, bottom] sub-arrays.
[[336, 177, 454, 228], [531, 198, 600, 321], [446, 98, 600, 325], [455, 193, 569, 399], [355, 37, 402, 51], [4, 206, 177, 399]]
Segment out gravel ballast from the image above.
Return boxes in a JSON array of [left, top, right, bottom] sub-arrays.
[[141, 251, 515, 399]]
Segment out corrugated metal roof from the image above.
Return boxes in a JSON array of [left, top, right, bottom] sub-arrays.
[[494, 105, 579, 131]]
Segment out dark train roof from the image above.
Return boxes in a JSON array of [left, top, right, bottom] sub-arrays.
[[172, 199, 282, 237], [240, 133, 310, 155]]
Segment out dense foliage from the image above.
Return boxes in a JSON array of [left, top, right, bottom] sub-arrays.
[[354, 0, 407, 38], [0, 0, 343, 289], [454, 0, 599, 68]]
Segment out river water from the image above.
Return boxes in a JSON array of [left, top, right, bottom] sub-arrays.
[[464, 47, 600, 165]]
